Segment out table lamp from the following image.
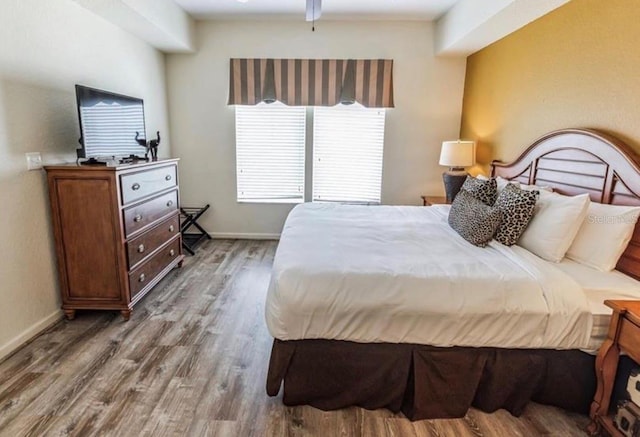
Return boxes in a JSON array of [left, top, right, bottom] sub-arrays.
[[439, 140, 475, 202]]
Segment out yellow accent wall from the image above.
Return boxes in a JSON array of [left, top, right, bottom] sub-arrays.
[[460, 0, 640, 173]]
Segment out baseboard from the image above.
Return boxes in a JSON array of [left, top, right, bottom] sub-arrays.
[[209, 232, 280, 240], [0, 309, 64, 362]]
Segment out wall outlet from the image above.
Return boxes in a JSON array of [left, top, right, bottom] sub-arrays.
[[25, 152, 43, 170]]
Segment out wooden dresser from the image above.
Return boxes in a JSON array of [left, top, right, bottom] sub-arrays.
[[45, 159, 184, 320], [589, 300, 640, 436]]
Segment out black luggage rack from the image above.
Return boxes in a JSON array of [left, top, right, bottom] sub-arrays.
[[180, 204, 212, 255]]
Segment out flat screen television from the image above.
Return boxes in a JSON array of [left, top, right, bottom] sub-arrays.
[[75, 85, 147, 160]]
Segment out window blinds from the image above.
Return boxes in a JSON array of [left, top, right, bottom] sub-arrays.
[[313, 105, 385, 204], [235, 102, 306, 203]]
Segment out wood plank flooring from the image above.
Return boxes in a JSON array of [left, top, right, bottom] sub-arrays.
[[0, 239, 590, 436]]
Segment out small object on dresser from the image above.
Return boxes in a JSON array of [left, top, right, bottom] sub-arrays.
[[135, 130, 161, 160], [148, 131, 161, 160], [615, 400, 640, 437]]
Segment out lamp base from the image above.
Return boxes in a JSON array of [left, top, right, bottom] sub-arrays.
[[442, 171, 468, 203]]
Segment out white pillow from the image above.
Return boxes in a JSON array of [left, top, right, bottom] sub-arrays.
[[496, 176, 514, 192], [517, 191, 590, 262], [478, 174, 552, 193], [521, 183, 553, 193], [566, 202, 640, 271]]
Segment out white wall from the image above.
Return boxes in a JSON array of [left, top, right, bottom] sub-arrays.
[[166, 20, 467, 237], [0, 0, 170, 360], [71, 0, 196, 52]]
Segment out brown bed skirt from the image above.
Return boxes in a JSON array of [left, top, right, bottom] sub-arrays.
[[266, 339, 597, 421]]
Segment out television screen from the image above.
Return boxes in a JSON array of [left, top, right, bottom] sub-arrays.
[[75, 85, 147, 159]]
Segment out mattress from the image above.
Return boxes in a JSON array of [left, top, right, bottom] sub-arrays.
[[555, 259, 640, 352], [266, 203, 594, 350]]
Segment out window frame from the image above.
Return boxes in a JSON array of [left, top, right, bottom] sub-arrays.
[[234, 102, 386, 205]]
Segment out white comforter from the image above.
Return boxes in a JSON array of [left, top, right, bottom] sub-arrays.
[[266, 203, 593, 349]]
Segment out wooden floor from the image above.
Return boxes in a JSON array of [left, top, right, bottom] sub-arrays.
[[0, 239, 590, 436]]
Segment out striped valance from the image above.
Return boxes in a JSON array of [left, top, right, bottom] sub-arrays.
[[228, 58, 394, 108]]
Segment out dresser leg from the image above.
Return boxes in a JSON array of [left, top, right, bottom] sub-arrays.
[[178, 259, 184, 268], [63, 309, 76, 320], [586, 420, 601, 436], [120, 310, 132, 321], [590, 338, 620, 422]]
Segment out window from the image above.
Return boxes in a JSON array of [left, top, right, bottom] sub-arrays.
[[235, 102, 306, 203], [312, 104, 385, 203]]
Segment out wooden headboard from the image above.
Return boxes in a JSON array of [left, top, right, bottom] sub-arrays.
[[491, 128, 640, 280]]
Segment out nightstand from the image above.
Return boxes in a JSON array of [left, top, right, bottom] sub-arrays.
[[421, 195, 450, 206], [589, 300, 640, 436]]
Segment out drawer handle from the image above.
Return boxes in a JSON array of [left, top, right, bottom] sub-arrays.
[[134, 214, 143, 223], [166, 200, 174, 207], [169, 249, 175, 257], [132, 183, 141, 191], [139, 273, 146, 282], [169, 225, 175, 232], [137, 244, 145, 253], [165, 175, 172, 181]]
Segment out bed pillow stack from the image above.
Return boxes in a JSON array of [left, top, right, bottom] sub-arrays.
[[449, 176, 539, 247], [448, 175, 640, 270]]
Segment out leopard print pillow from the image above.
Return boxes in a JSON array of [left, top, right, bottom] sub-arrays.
[[448, 189, 502, 247], [493, 183, 539, 246], [461, 176, 498, 206]]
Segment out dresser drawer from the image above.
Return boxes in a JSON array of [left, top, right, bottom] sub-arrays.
[[120, 165, 177, 205], [127, 214, 180, 269], [123, 190, 178, 238], [619, 318, 640, 363], [129, 237, 181, 299]]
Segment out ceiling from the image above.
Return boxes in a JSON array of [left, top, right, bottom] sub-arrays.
[[173, 0, 461, 21], [72, 0, 570, 55]]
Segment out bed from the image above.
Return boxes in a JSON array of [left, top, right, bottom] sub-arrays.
[[265, 128, 640, 420]]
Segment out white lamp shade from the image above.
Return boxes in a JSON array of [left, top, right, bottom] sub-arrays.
[[439, 140, 475, 168]]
